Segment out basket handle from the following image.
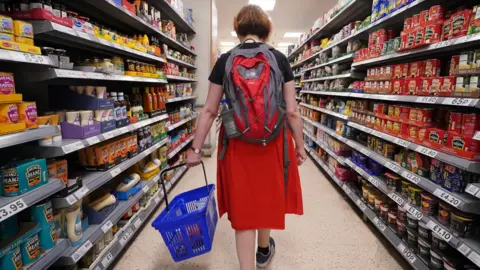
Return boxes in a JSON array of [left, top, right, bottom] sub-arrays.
[[160, 161, 208, 211]]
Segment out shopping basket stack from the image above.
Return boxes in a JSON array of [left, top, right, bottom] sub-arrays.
[[152, 161, 218, 262]]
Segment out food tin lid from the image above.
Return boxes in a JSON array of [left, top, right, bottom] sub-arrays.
[[418, 237, 431, 248], [418, 221, 428, 229], [430, 249, 442, 260]]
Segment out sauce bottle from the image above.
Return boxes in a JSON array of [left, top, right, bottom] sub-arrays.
[[110, 92, 121, 121], [143, 87, 153, 113], [124, 94, 132, 118], [118, 92, 127, 119], [137, 129, 144, 152], [155, 87, 164, 111], [151, 88, 158, 111]]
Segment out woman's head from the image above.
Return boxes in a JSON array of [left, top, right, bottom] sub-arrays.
[[234, 5, 272, 42]]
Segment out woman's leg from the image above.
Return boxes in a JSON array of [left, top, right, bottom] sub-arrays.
[[235, 230, 256, 270], [257, 229, 271, 248]]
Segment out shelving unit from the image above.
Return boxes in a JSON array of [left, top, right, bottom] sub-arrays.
[[35, 69, 169, 83], [0, 126, 60, 149]]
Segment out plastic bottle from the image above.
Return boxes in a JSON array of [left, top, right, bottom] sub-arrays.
[[220, 99, 242, 138], [151, 88, 158, 111], [143, 87, 153, 113], [156, 87, 164, 110], [124, 94, 132, 118], [110, 92, 122, 121], [118, 92, 127, 119]]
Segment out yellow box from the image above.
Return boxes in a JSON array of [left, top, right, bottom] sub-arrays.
[[0, 94, 22, 104], [13, 20, 33, 39], [0, 122, 25, 135], [17, 101, 38, 129], [0, 40, 41, 54], [0, 33, 14, 42], [15, 36, 34, 46], [0, 15, 14, 34]]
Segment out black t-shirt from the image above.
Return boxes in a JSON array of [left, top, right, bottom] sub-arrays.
[[208, 42, 294, 85]]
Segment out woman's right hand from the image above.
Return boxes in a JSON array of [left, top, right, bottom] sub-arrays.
[[186, 148, 202, 168], [296, 147, 307, 166]]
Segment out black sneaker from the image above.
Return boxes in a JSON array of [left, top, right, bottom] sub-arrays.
[[256, 237, 276, 268]]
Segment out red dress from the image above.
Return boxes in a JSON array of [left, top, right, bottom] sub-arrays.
[[216, 128, 304, 230]]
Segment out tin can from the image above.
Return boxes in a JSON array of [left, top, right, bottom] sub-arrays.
[[420, 10, 429, 26], [404, 17, 412, 30], [394, 36, 402, 51], [429, 5, 444, 23], [415, 27, 425, 47], [448, 112, 463, 133]]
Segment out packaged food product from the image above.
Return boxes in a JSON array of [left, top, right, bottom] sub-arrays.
[[406, 78, 421, 95], [459, 51, 474, 69], [95, 144, 109, 167], [0, 15, 14, 34], [441, 76, 456, 95], [462, 113, 480, 137], [448, 112, 463, 133], [446, 133, 479, 152], [429, 5, 444, 23], [430, 77, 443, 95], [406, 151, 430, 177], [0, 33, 14, 41], [430, 158, 443, 185], [442, 163, 469, 192], [449, 55, 460, 75], [442, 18, 452, 40], [0, 104, 19, 125], [420, 78, 432, 96], [0, 72, 15, 94], [18, 102, 38, 129], [427, 128, 445, 144], [424, 59, 440, 77], [416, 108, 432, 123], [15, 36, 34, 46], [421, 193, 438, 216], [468, 6, 480, 35], [13, 20, 33, 39], [424, 23, 442, 44], [53, 160, 68, 185], [451, 10, 472, 38], [438, 202, 452, 225]]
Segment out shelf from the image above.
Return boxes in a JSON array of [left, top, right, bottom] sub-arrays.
[[167, 113, 197, 131], [300, 102, 349, 120], [295, 85, 302, 88], [166, 56, 196, 68], [301, 116, 347, 143], [165, 95, 197, 103], [149, 0, 196, 34], [353, 32, 480, 68], [86, 166, 188, 270], [165, 75, 197, 82], [0, 49, 54, 66], [291, 51, 322, 69], [341, 183, 429, 270], [51, 138, 169, 208], [304, 144, 345, 187], [167, 135, 194, 159], [301, 53, 354, 73], [0, 179, 65, 223], [296, 96, 301, 100], [347, 122, 480, 173], [301, 72, 364, 82], [35, 68, 168, 83], [26, 239, 70, 270], [33, 114, 168, 158], [301, 90, 351, 97], [303, 130, 346, 165], [344, 139, 480, 214], [32, 21, 167, 64], [0, 126, 60, 150], [294, 73, 302, 78]]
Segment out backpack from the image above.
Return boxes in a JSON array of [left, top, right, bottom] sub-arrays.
[[218, 42, 290, 193]]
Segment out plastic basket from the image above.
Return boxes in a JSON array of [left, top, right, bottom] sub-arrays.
[[152, 161, 218, 262]]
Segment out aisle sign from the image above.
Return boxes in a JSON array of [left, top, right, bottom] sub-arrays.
[[0, 199, 26, 222]]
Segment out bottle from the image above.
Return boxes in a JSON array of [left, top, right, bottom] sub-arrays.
[[143, 87, 153, 113], [220, 99, 242, 138], [110, 92, 122, 121], [142, 34, 149, 47], [125, 94, 132, 118], [145, 127, 152, 147], [151, 88, 158, 111], [156, 87, 164, 110], [118, 92, 127, 119], [137, 129, 144, 151]]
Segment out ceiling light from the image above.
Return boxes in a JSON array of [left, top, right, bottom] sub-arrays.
[[283, 32, 302, 38], [278, 42, 293, 47], [220, 41, 235, 46], [248, 0, 276, 11], [231, 31, 237, 37]]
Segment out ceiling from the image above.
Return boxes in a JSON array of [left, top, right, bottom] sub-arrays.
[[215, 0, 337, 54]]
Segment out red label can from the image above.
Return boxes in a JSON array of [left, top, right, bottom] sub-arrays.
[[404, 17, 412, 30], [429, 5, 444, 23]]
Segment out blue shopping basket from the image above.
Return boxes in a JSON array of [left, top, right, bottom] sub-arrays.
[[152, 161, 218, 262]]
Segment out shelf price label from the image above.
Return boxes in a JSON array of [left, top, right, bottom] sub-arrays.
[[62, 141, 85, 154], [74, 186, 89, 199], [71, 240, 92, 262], [397, 243, 417, 264], [103, 131, 115, 140], [101, 220, 114, 233], [466, 185, 480, 197], [404, 203, 423, 220], [427, 221, 452, 242], [86, 136, 101, 146], [119, 227, 134, 246], [9, 52, 46, 64], [416, 96, 438, 104], [133, 218, 142, 229], [154, 196, 161, 204], [433, 189, 461, 207], [388, 193, 405, 205], [393, 138, 410, 148], [101, 252, 114, 268], [457, 243, 472, 256], [401, 171, 421, 185], [415, 146, 438, 158], [368, 176, 381, 188], [372, 217, 386, 232], [442, 98, 472, 107], [110, 167, 122, 178], [359, 147, 370, 156], [142, 185, 150, 194], [65, 195, 77, 205], [342, 184, 351, 195], [77, 31, 91, 40], [385, 162, 401, 173], [356, 199, 367, 212], [0, 199, 26, 222], [468, 251, 480, 267]]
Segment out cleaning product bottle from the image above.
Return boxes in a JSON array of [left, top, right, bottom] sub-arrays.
[[142, 34, 149, 47], [65, 203, 82, 246]]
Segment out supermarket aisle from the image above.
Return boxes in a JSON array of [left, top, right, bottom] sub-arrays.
[[114, 156, 405, 270]]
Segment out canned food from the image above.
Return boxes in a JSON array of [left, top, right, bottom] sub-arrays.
[[438, 202, 452, 226], [409, 186, 423, 206]]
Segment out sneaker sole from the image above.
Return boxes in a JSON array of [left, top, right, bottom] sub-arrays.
[[256, 246, 275, 268]]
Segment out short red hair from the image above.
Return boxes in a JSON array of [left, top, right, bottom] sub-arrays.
[[234, 5, 272, 41]]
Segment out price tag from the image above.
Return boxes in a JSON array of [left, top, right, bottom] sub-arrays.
[[54, 24, 77, 36], [133, 218, 142, 229], [388, 193, 405, 205], [342, 184, 351, 195], [77, 31, 91, 40], [0, 199, 26, 222], [404, 203, 423, 220], [112, 43, 122, 49], [9, 52, 46, 64], [66, 195, 77, 205], [371, 130, 382, 137], [457, 243, 472, 256], [74, 186, 89, 199], [103, 131, 114, 140], [401, 171, 421, 185], [101, 220, 113, 233], [368, 176, 381, 188], [397, 243, 417, 264], [468, 251, 480, 267], [385, 162, 401, 173], [466, 185, 480, 196], [71, 240, 92, 262], [393, 138, 410, 148], [359, 147, 370, 156], [356, 199, 366, 211], [119, 127, 129, 134], [416, 146, 438, 158], [94, 266, 101, 270], [416, 96, 438, 104], [119, 227, 134, 246], [86, 136, 101, 146], [62, 141, 84, 154], [154, 196, 161, 204], [110, 167, 122, 178], [427, 220, 452, 242], [142, 185, 150, 193], [433, 189, 462, 207], [99, 39, 111, 46], [88, 72, 106, 80], [373, 217, 386, 232], [101, 252, 114, 267], [442, 98, 472, 107], [133, 123, 142, 129], [474, 132, 480, 141]]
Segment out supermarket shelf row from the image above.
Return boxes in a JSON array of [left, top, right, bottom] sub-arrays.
[[301, 72, 364, 83], [301, 53, 354, 73], [304, 144, 427, 269], [303, 130, 346, 165], [166, 56, 196, 69], [165, 95, 197, 103], [167, 113, 198, 131], [167, 135, 195, 159], [346, 159, 480, 268], [300, 102, 349, 120], [34, 114, 169, 158], [0, 126, 60, 150], [302, 116, 347, 143], [165, 75, 197, 82], [27, 239, 70, 270], [0, 49, 54, 66], [149, 0, 196, 34], [300, 90, 480, 108], [51, 138, 169, 208], [87, 166, 188, 270]]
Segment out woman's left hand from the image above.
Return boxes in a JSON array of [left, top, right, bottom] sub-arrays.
[[186, 149, 202, 167]]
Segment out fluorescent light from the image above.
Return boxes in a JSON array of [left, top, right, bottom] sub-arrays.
[[231, 31, 237, 37], [278, 42, 293, 47], [284, 32, 302, 38], [248, 0, 276, 11], [220, 41, 235, 46]]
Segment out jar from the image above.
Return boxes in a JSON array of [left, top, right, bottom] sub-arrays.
[[112, 57, 124, 73], [126, 60, 135, 72], [140, 62, 146, 73], [362, 184, 369, 201], [135, 61, 141, 72], [380, 204, 389, 221], [438, 203, 452, 226], [92, 58, 100, 68], [367, 190, 377, 207], [420, 192, 438, 216], [406, 213, 418, 229], [374, 196, 384, 213], [100, 58, 113, 69], [67, 10, 78, 19], [43, 0, 52, 12], [385, 172, 401, 192], [401, 180, 410, 197], [29, 0, 44, 10]]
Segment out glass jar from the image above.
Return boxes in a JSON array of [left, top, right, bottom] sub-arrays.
[[135, 61, 141, 72], [112, 57, 124, 73], [126, 60, 135, 72], [99, 58, 113, 69], [92, 58, 101, 68], [140, 62, 146, 73]]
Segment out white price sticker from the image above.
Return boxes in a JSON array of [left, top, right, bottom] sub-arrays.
[[457, 243, 472, 256], [87, 72, 106, 80], [101, 220, 113, 233], [103, 131, 114, 140], [74, 186, 89, 199], [71, 240, 92, 262], [110, 167, 122, 178], [119, 227, 134, 246], [119, 127, 129, 134], [101, 252, 114, 267], [342, 184, 351, 195], [416, 146, 438, 158], [385, 162, 401, 173], [9, 52, 46, 64], [442, 98, 472, 107], [371, 130, 382, 137], [154, 196, 161, 204], [356, 199, 366, 211], [404, 203, 423, 220], [427, 220, 452, 242], [473, 132, 480, 141], [66, 195, 77, 205], [0, 199, 26, 222], [468, 251, 480, 267], [360, 147, 370, 156], [133, 123, 142, 129], [134, 218, 142, 229], [77, 31, 91, 40], [142, 185, 150, 193], [99, 39, 111, 46], [368, 176, 381, 188], [393, 138, 410, 148], [94, 266, 101, 270], [373, 217, 386, 231], [388, 193, 405, 205], [401, 171, 421, 184], [466, 185, 480, 196], [397, 243, 417, 264], [433, 189, 461, 207], [415, 96, 438, 104], [62, 141, 84, 154], [86, 136, 101, 146]]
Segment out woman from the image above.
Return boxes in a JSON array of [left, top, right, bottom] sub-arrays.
[[186, 4, 305, 270]]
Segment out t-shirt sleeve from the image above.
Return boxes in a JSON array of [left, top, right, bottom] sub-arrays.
[[277, 53, 294, 82], [208, 53, 229, 85]]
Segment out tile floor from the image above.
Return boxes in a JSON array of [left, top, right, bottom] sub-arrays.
[[114, 155, 407, 270]]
